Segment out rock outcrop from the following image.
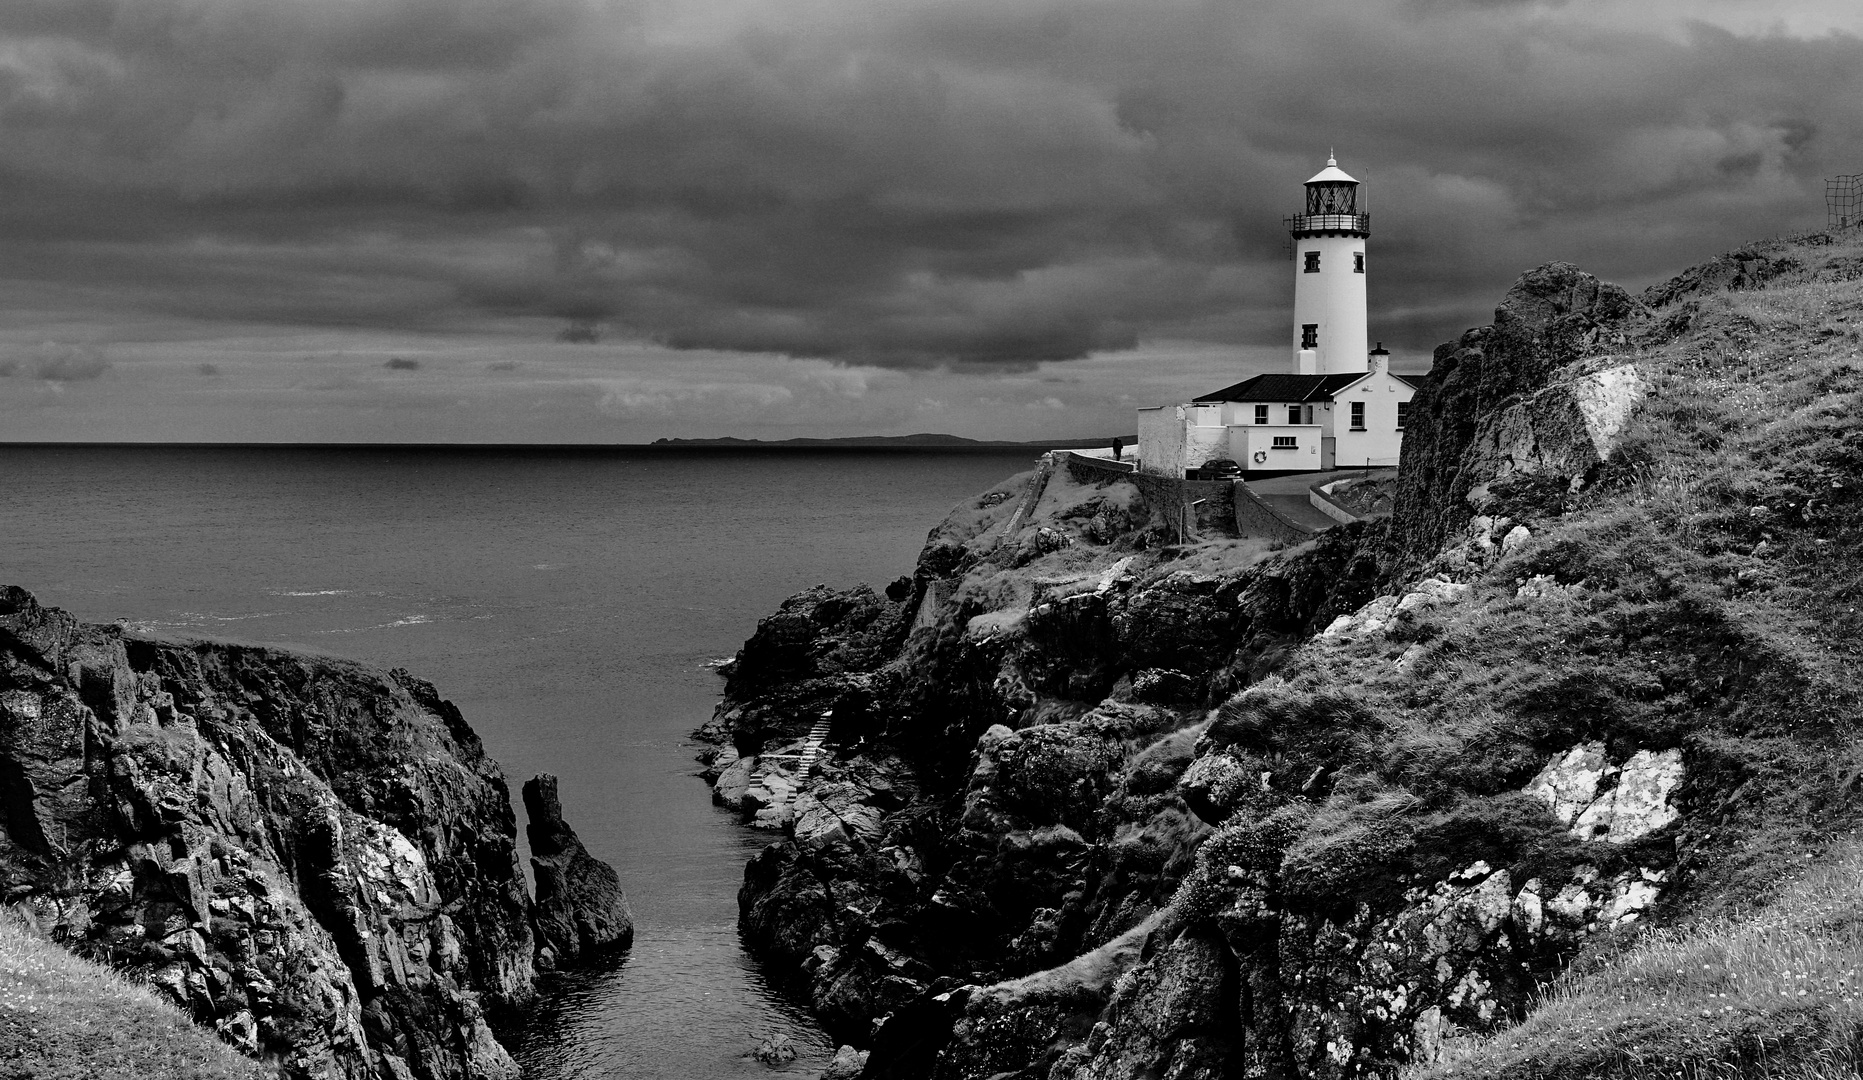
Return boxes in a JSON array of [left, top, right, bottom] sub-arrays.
[[709, 234, 1863, 1078], [524, 774, 634, 966], [1383, 261, 1643, 580], [0, 585, 629, 1079]]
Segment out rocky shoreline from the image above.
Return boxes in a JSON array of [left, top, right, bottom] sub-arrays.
[[0, 586, 632, 1079], [700, 236, 1863, 1078]]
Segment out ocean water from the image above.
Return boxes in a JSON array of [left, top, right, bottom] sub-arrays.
[[0, 444, 1036, 1078]]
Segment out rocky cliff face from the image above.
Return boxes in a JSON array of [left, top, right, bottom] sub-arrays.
[[0, 586, 630, 1079], [709, 232, 1863, 1078]]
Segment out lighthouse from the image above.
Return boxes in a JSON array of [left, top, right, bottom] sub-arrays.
[[1133, 149, 1413, 478], [1287, 153, 1369, 375]]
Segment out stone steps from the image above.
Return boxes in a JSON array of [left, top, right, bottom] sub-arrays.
[[747, 710, 835, 828]]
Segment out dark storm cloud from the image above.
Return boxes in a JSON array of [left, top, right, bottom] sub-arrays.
[[1, 1, 1860, 364], [384, 357, 421, 370]]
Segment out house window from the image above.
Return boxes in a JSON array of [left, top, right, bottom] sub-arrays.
[[1353, 252, 1365, 274], [1396, 401, 1410, 429], [1272, 436, 1297, 449], [1350, 401, 1366, 430], [1303, 251, 1320, 273], [1253, 404, 1268, 425], [1300, 324, 1318, 349], [1287, 405, 1301, 425]]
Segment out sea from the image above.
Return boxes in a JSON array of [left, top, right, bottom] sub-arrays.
[[0, 444, 1039, 1078]]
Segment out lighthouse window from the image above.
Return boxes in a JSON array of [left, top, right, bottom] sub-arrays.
[[1350, 401, 1367, 430], [1287, 406, 1301, 425], [1301, 324, 1318, 349], [1353, 253, 1365, 274], [1254, 404, 1268, 425], [1303, 251, 1320, 273]]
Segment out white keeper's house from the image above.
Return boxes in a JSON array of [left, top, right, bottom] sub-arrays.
[[1137, 154, 1416, 477]]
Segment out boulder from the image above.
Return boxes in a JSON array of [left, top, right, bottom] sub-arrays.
[[524, 774, 634, 962], [820, 1044, 870, 1080], [714, 754, 758, 811], [753, 1032, 798, 1066]]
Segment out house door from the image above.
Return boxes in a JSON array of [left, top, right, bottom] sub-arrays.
[[1321, 437, 1336, 470]]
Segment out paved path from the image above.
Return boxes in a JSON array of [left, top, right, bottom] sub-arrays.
[[1244, 468, 1385, 496], [1256, 493, 1342, 532], [1245, 468, 1396, 531]]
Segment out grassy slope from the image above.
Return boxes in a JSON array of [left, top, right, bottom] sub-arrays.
[[0, 916, 263, 1080], [1376, 231, 1863, 1076]]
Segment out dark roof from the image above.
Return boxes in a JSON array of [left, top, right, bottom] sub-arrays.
[[1193, 373, 1365, 403]]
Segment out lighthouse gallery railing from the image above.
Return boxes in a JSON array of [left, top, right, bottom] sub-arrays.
[[1285, 212, 1370, 234]]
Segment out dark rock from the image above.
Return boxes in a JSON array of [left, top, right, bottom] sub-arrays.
[[752, 1032, 798, 1066], [726, 585, 912, 700], [523, 774, 634, 962], [0, 586, 609, 1079]]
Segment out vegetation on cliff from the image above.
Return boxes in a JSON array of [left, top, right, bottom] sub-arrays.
[[707, 230, 1863, 1079], [0, 914, 260, 1080]]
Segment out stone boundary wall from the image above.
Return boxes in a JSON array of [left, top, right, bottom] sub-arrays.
[[1062, 452, 1233, 542], [1060, 451, 1136, 479], [1234, 481, 1321, 544]]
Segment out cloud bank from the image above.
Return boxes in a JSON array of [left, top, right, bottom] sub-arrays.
[[1, 0, 1860, 369], [0, 342, 110, 381]]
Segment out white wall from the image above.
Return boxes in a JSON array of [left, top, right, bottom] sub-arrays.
[[1329, 369, 1414, 468], [1292, 234, 1369, 375], [1136, 406, 1186, 476], [1185, 403, 1229, 470], [1229, 424, 1324, 470]]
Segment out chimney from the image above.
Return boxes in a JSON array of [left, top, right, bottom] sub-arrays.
[[1297, 348, 1318, 375], [1370, 341, 1389, 375]]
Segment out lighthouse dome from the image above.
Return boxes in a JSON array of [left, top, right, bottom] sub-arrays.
[[1305, 162, 1357, 185], [1305, 153, 1357, 185]]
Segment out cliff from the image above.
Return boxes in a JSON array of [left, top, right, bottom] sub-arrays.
[[0, 588, 631, 1079], [705, 230, 1863, 1078]]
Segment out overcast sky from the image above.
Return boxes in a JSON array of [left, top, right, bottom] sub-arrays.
[[1, 0, 1860, 442]]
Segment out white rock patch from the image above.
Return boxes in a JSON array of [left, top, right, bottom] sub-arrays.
[[1571, 749, 1684, 844], [1529, 744, 1684, 844], [1571, 364, 1648, 459], [1527, 742, 1609, 827]]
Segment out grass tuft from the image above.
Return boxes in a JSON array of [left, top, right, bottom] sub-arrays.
[[0, 912, 262, 1080]]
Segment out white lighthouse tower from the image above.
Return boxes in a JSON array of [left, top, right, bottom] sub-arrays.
[[1288, 153, 1369, 375]]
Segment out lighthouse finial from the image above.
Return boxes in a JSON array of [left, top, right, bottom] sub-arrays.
[[1328, 148, 1337, 167]]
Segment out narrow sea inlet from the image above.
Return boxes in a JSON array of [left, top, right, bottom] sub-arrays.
[[0, 443, 1036, 1078]]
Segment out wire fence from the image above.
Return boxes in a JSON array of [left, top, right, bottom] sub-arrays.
[[1829, 175, 1862, 231]]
